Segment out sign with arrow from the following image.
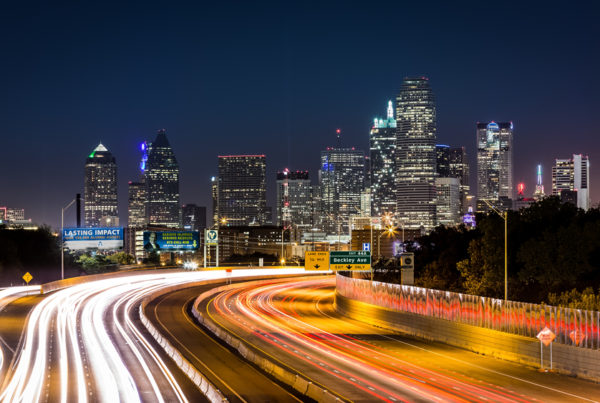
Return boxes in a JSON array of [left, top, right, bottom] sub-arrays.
[[330, 251, 371, 271], [304, 251, 330, 271]]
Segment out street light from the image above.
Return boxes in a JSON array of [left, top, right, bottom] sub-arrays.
[[482, 199, 508, 301], [60, 198, 77, 280]]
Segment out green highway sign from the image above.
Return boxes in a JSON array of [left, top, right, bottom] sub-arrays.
[[330, 251, 371, 271]]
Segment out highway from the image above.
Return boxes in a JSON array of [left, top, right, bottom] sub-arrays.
[[144, 285, 303, 402], [0, 268, 307, 402], [201, 276, 600, 402]]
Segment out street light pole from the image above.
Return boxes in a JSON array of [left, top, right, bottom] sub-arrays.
[[61, 198, 76, 280], [482, 199, 508, 301]]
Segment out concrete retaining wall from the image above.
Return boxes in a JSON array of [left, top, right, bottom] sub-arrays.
[[335, 292, 600, 382]]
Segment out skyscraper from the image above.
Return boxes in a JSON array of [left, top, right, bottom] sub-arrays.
[[533, 164, 545, 200], [217, 155, 267, 226], [146, 129, 181, 228], [276, 169, 313, 239], [128, 181, 147, 228], [84, 143, 118, 227], [211, 176, 219, 226], [319, 147, 365, 234], [476, 122, 513, 211], [435, 177, 461, 226], [127, 141, 149, 228], [552, 154, 590, 210], [396, 77, 437, 232], [436, 145, 451, 177], [182, 204, 206, 231], [436, 145, 470, 214], [370, 100, 397, 218]]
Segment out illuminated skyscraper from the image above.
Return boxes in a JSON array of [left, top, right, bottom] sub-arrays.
[[396, 77, 437, 232], [437, 145, 470, 214], [435, 177, 461, 226], [127, 141, 149, 228], [476, 122, 513, 211], [533, 164, 545, 200], [127, 181, 147, 228], [319, 147, 365, 234], [370, 100, 397, 218], [276, 169, 313, 239], [552, 154, 590, 210], [146, 129, 181, 228], [84, 143, 118, 227], [218, 155, 267, 226], [211, 176, 219, 225]]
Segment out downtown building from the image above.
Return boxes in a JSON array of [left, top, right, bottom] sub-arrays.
[[436, 144, 470, 219], [146, 129, 181, 228], [127, 141, 149, 229], [84, 143, 118, 227], [217, 155, 267, 226], [396, 77, 437, 232], [476, 122, 514, 212], [370, 100, 397, 218], [319, 147, 365, 236], [552, 154, 590, 210], [276, 169, 313, 240], [182, 204, 206, 231]]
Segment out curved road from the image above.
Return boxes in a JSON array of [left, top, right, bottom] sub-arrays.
[[0, 268, 308, 402], [199, 276, 600, 402], [144, 285, 303, 402]]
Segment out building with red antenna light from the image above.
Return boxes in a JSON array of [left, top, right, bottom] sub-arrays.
[[276, 169, 313, 241]]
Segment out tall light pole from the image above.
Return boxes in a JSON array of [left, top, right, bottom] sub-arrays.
[[482, 199, 508, 301], [61, 198, 77, 280]]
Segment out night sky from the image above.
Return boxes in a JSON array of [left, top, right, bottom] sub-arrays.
[[2, 1, 599, 229]]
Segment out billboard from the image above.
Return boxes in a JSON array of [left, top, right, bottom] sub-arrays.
[[143, 231, 199, 251], [63, 227, 123, 250]]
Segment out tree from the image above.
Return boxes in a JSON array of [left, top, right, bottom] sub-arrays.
[[107, 252, 135, 265]]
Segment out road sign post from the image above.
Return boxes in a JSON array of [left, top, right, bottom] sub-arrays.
[[537, 326, 556, 370], [22, 272, 32, 285], [204, 229, 219, 268], [329, 251, 371, 271]]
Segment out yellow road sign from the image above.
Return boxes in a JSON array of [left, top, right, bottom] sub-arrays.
[[305, 251, 330, 271], [22, 272, 33, 284], [330, 263, 371, 271]]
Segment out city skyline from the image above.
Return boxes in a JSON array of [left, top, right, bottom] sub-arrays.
[[1, 2, 599, 228]]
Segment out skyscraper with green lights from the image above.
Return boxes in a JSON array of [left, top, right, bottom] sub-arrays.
[[84, 143, 118, 227]]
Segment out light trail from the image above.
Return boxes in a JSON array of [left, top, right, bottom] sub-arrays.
[[205, 277, 599, 402], [0, 269, 306, 402], [0, 286, 40, 378]]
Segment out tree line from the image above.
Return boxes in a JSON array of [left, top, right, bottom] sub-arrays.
[[400, 197, 600, 309]]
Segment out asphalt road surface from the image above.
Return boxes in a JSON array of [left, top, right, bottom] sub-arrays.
[[200, 276, 600, 402]]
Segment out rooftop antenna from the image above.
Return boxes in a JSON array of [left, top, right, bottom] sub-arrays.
[[336, 128, 341, 147]]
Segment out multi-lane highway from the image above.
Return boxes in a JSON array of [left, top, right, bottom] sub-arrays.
[[2, 270, 600, 402], [0, 269, 306, 402], [200, 276, 600, 402]]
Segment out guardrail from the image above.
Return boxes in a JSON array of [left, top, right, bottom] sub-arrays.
[[138, 282, 227, 403], [336, 273, 600, 349]]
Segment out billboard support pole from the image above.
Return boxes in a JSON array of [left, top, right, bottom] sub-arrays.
[[61, 198, 76, 280]]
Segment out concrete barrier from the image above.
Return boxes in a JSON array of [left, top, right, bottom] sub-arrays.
[[335, 292, 600, 382], [191, 280, 344, 402]]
